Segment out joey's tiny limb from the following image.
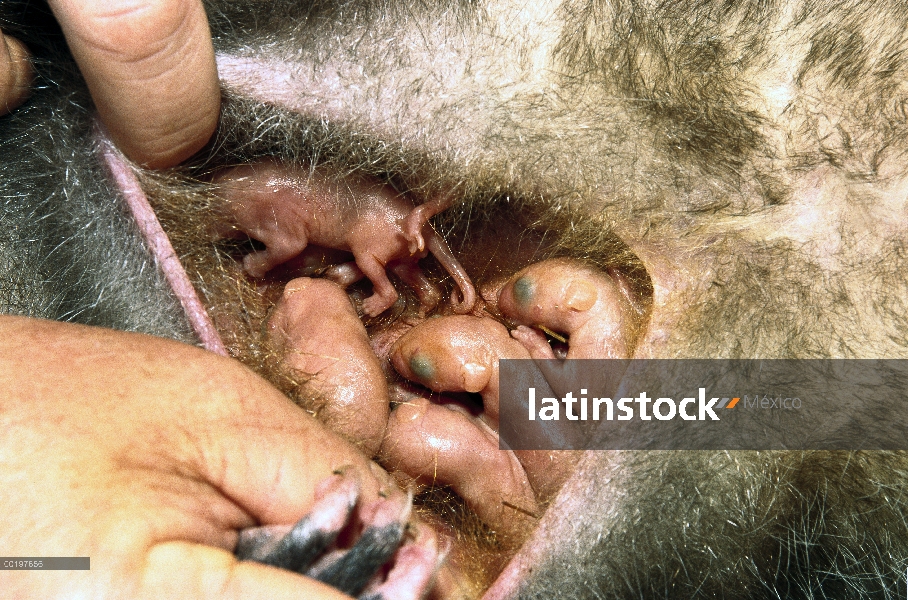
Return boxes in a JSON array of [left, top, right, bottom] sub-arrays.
[[358, 253, 403, 317], [403, 194, 454, 254], [509, 325, 557, 360]]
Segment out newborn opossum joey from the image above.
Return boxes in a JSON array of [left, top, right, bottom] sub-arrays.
[[497, 257, 643, 402], [498, 258, 642, 360], [268, 277, 390, 456], [385, 315, 541, 538], [215, 160, 476, 317]]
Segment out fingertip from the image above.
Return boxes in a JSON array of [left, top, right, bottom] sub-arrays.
[[110, 84, 219, 168], [0, 32, 34, 114], [99, 0, 221, 168], [50, 0, 220, 168]]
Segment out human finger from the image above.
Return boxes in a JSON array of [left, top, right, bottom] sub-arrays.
[[48, 0, 219, 167], [1, 315, 387, 526], [143, 541, 355, 600], [0, 30, 33, 114], [0, 316, 395, 598]]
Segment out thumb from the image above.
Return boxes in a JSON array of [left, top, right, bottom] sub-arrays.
[[0, 30, 32, 114], [48, 0, 219, 167], [143, 541, 353, 600]]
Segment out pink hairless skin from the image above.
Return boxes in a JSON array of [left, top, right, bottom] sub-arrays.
[[498, 257, 642, 360], [384, 315, 581, 536], [371, 314, 540, 510], [215, 160, 476, 317], [389, 315, 528, 424], [268, 277, 390, 455]]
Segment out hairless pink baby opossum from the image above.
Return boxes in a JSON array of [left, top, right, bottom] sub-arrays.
[[497, 257, 641, 360], [386, 315, 580, 516], [268, 277, 389, 455], [215, 160, 476, 317], [390, 315, 527, 423]]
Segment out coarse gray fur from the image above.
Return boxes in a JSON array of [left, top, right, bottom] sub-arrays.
[[0, 4, 194, 340]]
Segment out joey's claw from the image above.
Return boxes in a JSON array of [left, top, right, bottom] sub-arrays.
[[406, 232, 426, 255], [403, 207, 429, 253]]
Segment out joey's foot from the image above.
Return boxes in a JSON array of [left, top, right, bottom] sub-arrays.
[[237, 471, 445, 600], [243, 250, 276, 279], [403, 206, 430, 254], [361, 291, 399, 317], [403, 195, 454, 254], [509, 325, 557, 360]]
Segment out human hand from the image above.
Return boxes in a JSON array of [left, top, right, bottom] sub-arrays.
[[1, 0, 219, 168], [0, 27, 31, 114], [0, 316, 388, 599]]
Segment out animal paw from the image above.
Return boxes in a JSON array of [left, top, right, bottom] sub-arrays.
[[236, 470, 445, 599], [361, 292, 397, 317]]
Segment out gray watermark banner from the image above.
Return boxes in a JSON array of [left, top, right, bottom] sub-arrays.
[[0, 557, 90, 570], [498, 359, 908, 450]]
